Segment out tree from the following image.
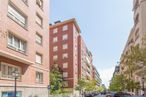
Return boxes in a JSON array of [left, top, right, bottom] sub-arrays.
[[124, 46, 141, 78], [109, 74, 126, 92], [126, 79, 140, 92], [76, 78, 86, 91], [50, 65, 63, 94], [97, 86, 104, 92], [85, 79, 97, 92], [122, 45, 145, 92]]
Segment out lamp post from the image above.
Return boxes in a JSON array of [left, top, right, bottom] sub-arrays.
[[12, 70, 19, 97], [142, 75, 145, 95]]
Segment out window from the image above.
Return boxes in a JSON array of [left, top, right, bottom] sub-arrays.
[[63, 44, 68, 49], [2, 91, 22, 97], [1, 62, 21, 79], [134, 0, 139, 10], [63, 62, 68, 68], [36, 72, 43, 83], [53, 55, 58, 61], [63, 72, 68, 77], [36, 13, 43, 27], [62, 25, 68, 31], [135, 14, 139, 26], [22, 0, 28, 5], [53, 28, 58, 34], [36, 33, 42, 45], [36, 0, 43, 9], [53, 37, 58, 43], [63, 81, 68, 87], [62, 34, 68, 40], [8, 4, 27, 28], [8, 34, 26, 53], [62, 53, 68, 59], [36, 53, 42, 64], [53, 46, 58, 52]]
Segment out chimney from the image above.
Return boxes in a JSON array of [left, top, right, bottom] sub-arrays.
[[54, 20, 61, 24], [49, 23, 52, 26]]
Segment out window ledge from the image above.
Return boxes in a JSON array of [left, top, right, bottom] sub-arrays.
[[7, 46, 27, 56], [7, 15, 28, 31]]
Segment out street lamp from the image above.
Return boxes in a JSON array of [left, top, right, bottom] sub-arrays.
[[142, 75, 145, 95], [12, 70, 20, 97]]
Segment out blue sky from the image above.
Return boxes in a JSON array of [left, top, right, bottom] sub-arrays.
[[50, 0, 133, 87]]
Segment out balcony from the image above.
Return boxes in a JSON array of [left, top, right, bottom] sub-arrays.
[[0, 50, 33, 65]]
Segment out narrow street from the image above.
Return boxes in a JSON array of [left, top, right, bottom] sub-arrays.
[[94, 95, 106, 97]]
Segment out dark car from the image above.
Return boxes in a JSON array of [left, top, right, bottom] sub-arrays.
[[106, 92, 116, 97], [114, 92, 131, 97], [106, 92, 131, 97], [85, 92, 93, 97]]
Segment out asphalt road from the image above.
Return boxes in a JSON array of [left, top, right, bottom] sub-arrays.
[[94, 94, 106, 97]]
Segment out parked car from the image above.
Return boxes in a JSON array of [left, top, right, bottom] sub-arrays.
[[106, 92, 116, 97], [131, 96, 146, 97], [106, 92, 131, 97], [85, 93, 92, 97]]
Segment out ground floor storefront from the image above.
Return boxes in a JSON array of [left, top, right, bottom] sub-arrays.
[[0, 85, 49, 97]]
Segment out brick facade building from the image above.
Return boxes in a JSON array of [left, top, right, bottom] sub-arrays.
[[0, 0, 49, 97]]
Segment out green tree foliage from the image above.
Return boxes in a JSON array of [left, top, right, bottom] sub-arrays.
[[124, 46, 141, 78], [109, 74, 126, 92], [75, 78, 86, 91], [76, 79, 99, 92], [50, 65, 63, 94], [85, 79, 97, 91], [109, 74, 140, 92], [122, 45, 145, 91], [126, 79, 140, 91], [97, 86, 104, 92]]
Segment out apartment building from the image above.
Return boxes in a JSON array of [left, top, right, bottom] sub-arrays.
[[119, 0, 146, 95], [49, 19, 80, 90], [78, 35, 94, 80], [0, 0, 49, 97], [92, 66, 102, 87], [113, 66, 120, 76]]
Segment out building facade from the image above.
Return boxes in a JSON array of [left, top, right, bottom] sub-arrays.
[[49, 19, 80, 90], [0, 0, 49, 97], [119, 0, 146, 95], [78, 35, 94, 80], [113, 66, 120, 76], [92, 66, 102, 87], [49, 18, 101, 92]]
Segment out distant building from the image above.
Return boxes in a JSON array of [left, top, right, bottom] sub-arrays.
[[49, 19, 99, 91], [49, 19, 80, 90], [92, 66, 102, 86], [78, 35, 93, 80], [113, 66, 120, 76], [102, 84, 107, 91]]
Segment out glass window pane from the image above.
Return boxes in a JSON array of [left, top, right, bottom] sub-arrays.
[[36, 14, 42, 26], [14, 37, 19, 49], [8, 35, 13, 45], [1, 64, 7, 77], [36, 53, 42, 64], [62, 25, 68, 31], [8, 66, 13, 78], [8, 34, 26, 53], [36, 0, 43, 8], [8, 5, 26, 27], [19, 41, 26, 52], [36, 34, 42, 44]]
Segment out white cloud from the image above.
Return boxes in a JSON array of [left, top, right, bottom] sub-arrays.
[[98, 67, 115, 88]]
